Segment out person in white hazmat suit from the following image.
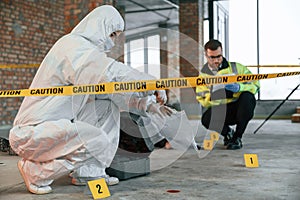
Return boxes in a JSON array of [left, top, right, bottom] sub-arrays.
[[9, 5, 172, 194]]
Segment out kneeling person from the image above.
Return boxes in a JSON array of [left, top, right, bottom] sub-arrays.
[[196, 39, 259, 150]]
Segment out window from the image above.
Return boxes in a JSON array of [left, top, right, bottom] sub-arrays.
[[250, 67, 300, 100], [229, 0, 300, 100], [124, 34, 161, 78]]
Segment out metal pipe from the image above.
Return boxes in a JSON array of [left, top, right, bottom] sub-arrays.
[[208, 0, 214, 39]]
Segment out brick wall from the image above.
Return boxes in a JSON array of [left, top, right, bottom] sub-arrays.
[[64, 0, 114, 34], [0, 0, 114, 125], [0, 0, 65, 125], [179, 0, 203, 106]]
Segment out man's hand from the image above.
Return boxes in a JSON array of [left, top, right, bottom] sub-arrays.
[[225, 83, 240, 93]]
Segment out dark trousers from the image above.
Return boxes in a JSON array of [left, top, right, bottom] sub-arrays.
[[201, 92, 256, 139]]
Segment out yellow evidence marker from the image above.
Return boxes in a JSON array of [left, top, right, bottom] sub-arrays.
[[87, 178, 111, 199], [244, 154, 259, 168], [210, 132, 219, 141], [203, 139, 214, 150]]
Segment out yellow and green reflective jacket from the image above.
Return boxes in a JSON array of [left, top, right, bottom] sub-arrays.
[[196, 59, 260, 108]]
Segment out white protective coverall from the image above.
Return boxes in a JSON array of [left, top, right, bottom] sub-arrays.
[[9, 5, 167, 188]]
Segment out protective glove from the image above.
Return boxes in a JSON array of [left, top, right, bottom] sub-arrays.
[[154, 90, 167, 105], [225, 83, 240, 93], [147, 103, 174, 118]]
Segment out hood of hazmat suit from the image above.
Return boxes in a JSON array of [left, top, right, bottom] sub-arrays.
[[10, 5, 158, 180]]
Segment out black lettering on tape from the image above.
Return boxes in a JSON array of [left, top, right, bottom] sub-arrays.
[[196, 77, 228, 85], [0, 90, 21, 96], [73, 85, 105, 94], [156, 79, 188, 88], [30, 88, 64, 95], [114, 82, 146, 91]]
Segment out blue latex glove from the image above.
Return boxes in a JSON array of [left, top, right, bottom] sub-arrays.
[[225, 83, 240, 93]]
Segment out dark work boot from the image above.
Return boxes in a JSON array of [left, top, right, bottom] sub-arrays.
[[223, 127, 234, 146], [227, 137, 243, 150]]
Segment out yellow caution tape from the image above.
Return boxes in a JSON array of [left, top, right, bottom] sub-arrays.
[[1, 71, 299, 97], [1, 64, 299, 69], [0, 64, 39, 69]]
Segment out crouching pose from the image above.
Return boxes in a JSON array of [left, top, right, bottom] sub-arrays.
[[196, 39, 259, 150], [9, 5, 170, 194]]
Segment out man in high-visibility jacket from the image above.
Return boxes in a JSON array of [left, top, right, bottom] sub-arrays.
[[196, 39, 260, 150]]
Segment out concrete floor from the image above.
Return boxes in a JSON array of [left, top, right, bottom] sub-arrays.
[[0, 119, 300, 200]]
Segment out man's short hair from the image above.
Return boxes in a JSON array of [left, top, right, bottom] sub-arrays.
[[204, 39, 222, 51]]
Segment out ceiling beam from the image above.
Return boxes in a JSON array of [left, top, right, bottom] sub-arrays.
[[126, 7, 176, 14], [126, 0, 170, 20]]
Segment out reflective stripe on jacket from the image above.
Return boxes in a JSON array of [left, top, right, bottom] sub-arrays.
[[196, 60, 260, 108]]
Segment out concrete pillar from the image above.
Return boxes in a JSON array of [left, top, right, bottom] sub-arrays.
[[159, 23, 169, 79], [159, 24, 181, 107]]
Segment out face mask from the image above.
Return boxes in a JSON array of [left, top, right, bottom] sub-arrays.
[[104, 37, 115, 52]]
